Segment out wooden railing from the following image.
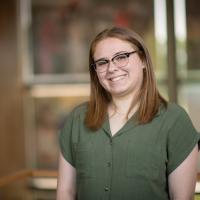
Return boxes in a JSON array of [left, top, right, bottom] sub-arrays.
[[0, 170, 200, 197], [0, 170, 200, 187], [0, 169, 57, 188]]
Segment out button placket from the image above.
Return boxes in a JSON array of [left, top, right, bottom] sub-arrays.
[[103, 138, 113, 197], [104, 186, 110, 191]]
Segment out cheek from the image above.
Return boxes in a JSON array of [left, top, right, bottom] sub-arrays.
[[129, 60, 144, 74], [97, 73, 106, 84], [130, 56, 144, 69], [96, 74, 110, 91]]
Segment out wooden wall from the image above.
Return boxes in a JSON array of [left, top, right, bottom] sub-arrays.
[[0, 0, 25, 177]]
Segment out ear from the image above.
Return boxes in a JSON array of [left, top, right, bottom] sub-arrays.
[[141, 60, 146, 69], [142, 65, 146, 69]]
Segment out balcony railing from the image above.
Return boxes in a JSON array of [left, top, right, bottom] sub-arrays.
[[0, 169, 57, 199]]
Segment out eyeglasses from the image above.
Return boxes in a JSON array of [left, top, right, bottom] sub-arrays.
[[92, 51, 138, 73]]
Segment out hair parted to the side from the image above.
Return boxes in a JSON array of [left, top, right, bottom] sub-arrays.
[[85, 26, 167, 131]]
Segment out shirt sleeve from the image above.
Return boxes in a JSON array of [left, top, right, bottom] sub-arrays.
[[59, 111, 76, 167], [167, 105, 200, 175]]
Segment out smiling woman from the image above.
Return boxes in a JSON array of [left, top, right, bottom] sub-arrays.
[[93, 38, 144, 107], [86, 27, 165, 130], [57, 27, 200, 200]]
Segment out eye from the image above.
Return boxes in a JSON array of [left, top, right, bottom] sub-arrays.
[[115, 54, 127, 61], [96, 60, 109, 66]]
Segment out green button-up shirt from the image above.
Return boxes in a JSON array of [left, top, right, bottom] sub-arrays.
[[59, 103, 200, 200]]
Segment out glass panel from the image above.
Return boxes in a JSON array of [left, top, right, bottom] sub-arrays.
[[175, 0, 200, 132], [154, 0, 167, 80], [30, 0, 159, 76], [174, 0, 187, 78], [175, 0, 200, 170], [25, 84, 89, 169], [186, 0, 200, 74], [34, 96, 88, 169]]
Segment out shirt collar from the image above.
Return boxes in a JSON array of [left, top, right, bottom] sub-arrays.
[[101, 103, 165, 137], [102, 113, 138, 138]]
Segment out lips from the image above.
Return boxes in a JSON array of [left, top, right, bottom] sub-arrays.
[[109, 74, 127, 82]]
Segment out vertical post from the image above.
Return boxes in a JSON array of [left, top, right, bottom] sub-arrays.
[[166, 0, 178, 102]]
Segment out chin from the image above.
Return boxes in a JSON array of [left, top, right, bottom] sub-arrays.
[[110, 89, 129, 97]]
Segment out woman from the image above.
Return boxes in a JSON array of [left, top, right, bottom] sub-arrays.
[[57, 27, 200, 200]]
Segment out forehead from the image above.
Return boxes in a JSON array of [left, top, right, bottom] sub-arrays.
[[93, 37, 134, 58]]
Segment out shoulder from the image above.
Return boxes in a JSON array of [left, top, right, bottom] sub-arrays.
[[157, 102, 195, 131], [161, 102, 198, 135], [71, 101, 88, 118], [60, 102, 88, 128], [163, 102, 189, 119]]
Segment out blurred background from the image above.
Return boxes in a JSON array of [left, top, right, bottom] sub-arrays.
[[0, 0, 199, 199]]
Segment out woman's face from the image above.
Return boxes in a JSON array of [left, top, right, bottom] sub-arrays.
[[93, 37, 145, 99]]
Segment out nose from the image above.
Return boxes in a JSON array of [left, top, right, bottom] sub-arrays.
[[107, 61, 117, 73]]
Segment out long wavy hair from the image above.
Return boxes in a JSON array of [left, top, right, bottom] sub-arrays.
[[85, 27, 167, 130]]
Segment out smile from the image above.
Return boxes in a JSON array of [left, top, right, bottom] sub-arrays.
[[109, 74, 127, 82]]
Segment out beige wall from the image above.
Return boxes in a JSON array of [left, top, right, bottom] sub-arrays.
[[0, 1, 25, 176]]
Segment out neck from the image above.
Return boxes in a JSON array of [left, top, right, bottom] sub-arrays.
[[109, 92, 139, 117], [112, 96, 133, 114]]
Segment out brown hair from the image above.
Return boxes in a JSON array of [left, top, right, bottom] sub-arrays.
[[85, 27, 167, 130]]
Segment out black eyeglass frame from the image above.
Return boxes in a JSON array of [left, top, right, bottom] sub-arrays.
[[91, 50, 138, 72]]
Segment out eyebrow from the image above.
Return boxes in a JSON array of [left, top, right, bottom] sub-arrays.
[[94, 51, 129, 62]]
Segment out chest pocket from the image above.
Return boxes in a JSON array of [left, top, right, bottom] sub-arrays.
[[74, 141, 96, 179], [126, 140, 163, 181]]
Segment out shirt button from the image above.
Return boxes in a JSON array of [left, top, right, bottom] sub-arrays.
[[104, 187, 109, 191], [107, 162, 111, 167]]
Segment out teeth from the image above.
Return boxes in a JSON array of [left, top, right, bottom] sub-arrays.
[[110, 75, 126, 82]]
